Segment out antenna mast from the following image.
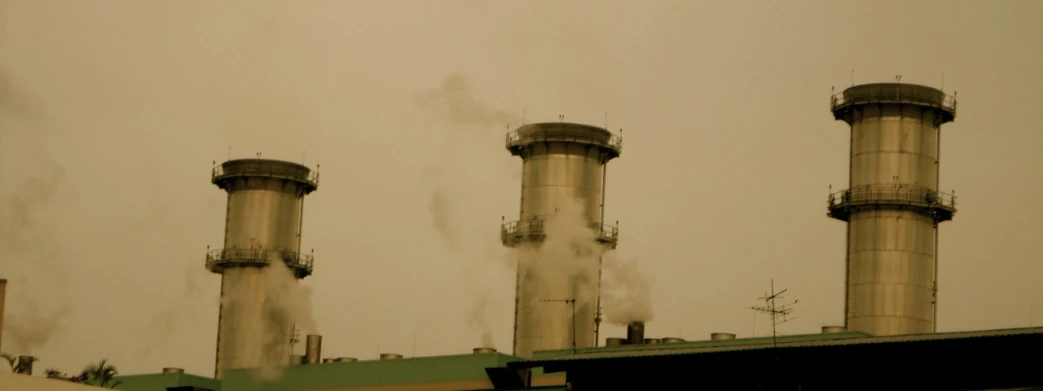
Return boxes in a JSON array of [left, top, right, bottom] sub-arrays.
[[750, 279, 798, 348]]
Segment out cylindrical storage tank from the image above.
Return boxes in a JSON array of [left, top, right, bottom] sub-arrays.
[[711, 333, 736, 341], [162, 368, 185, 374], [604, 337, 625, 347], [501, 122, 622, 359], [305, 335, 322, 364], [334, 357, 357, 362], [660, 337, 685, 344], [643, 338, 661, 344], [626, 322, 645, 345], [822, 326, 847, 334], [206, 158, 319, 379], [473, 347, 497, 355], [829, 83, 958, 337], [379, 353, 403, 360]]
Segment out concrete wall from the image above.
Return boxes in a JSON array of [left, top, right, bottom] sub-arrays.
[[0, 372, 109, 391]]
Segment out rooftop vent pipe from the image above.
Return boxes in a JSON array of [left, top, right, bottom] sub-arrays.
[[379, 353, 403, 360], [334, 357, 357, 362], [473, 347, 497, 355], [0, 278, 6, 355], [14, 355, 35, 375], [305, 335, 322, 364], [626, 322, 645, 345], [711, 332, 736, 341], [822, 326, 847, 334], [605, 337, 625, 347], [660, 337, 685, 344], [162, 368, 185, 374]]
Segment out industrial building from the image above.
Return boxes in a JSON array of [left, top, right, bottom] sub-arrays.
[[3, 81, 1042, 390]]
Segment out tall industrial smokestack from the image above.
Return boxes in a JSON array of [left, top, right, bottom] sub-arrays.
[[626, 322, 644, 345], [0, 278, 6, 354], [305, 335, 322, 364], [500, 122, 622, 358], [828, 82, 957, 336], [206, 158, 320, 379]]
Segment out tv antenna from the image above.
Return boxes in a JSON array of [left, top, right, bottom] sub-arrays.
[[541, 298, 577, 352], [750, 279, 798, 348]]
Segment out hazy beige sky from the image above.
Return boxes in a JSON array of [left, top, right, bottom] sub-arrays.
[[1, 0, 1040, 378]]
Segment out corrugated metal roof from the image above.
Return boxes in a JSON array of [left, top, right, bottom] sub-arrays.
[[516, 326, 1043, 367]]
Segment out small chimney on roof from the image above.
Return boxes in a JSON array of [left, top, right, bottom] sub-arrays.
[[305, 335, 322, 364], [379, 353, 403, 360], [473, 347, 497, 355], [822, 326, 847, 334], [0, 278, 7, 355], [162, 367, 185, 374], [710, 332, 736, 341], [626, 322, 645, 345]]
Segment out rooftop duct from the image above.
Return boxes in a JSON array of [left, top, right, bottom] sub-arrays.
[[473, 347, 497, 355], [711, 332, 736, 341], [822, 326, 847, 334], [0, 278, 6, 355], [162, 368, 185, 374], [305, 335, 322, 364], [334, 357, 357, 362], [605, 338, 625, 347], [660, 337, 685, 344], [379, 353, 403, 360], [626, 322, 645, 345]]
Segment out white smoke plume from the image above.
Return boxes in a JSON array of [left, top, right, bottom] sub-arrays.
[[0, 71, 72, 356], [413, 73, 521, 347], [215, 256, 318, 383], [601, 253, 654, 325]]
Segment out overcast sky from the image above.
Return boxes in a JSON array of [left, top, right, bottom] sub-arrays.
[[1, 0, 1040, 378]]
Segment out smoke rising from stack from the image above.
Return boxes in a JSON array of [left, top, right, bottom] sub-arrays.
[[0, 71, 72, 355], [414, 73, 521, 348], [601, 254, 654, 325], [515, 197, 604, 350]]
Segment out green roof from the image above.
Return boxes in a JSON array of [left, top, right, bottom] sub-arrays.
[[530, 331, 872, 361], [222, 352, 521, 390], [115, 372, 221, 391]]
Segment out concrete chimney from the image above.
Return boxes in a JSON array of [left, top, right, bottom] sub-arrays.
[[822, 326, 847, 334], [626, 322, 645, 345], [162, 368, 185, 374], [710, 332, 736, 341], [379, 353, 403, 360], [0, 278, 6, 355], [305, 335, 322, 364]]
